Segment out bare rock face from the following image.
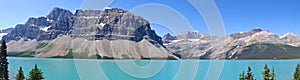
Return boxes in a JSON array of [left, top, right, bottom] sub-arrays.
[[47, 7, 73, 21], [25, 17, 51, 27], [37, 17, 76, 40], [71, 8, 163, 45], [3, 24, 43, 41]]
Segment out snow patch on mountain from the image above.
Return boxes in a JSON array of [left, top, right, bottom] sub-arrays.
[[102, 7, 112, 10], [40, 26, 51, 31], [99, 23, 106, 27]]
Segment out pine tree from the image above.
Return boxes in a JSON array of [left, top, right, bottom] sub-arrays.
[[270, 67, 275, 80], [239, 70, 245, 80], [262, 64, 270, 80], [245, 66, 254, 80], [294, 64, 300, 80], [16, 67, 25, 80], [27, 64, 44, 80], [0, 40, 9, 80]]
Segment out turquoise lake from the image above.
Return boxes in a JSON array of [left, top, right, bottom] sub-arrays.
[[7, 57, 300, 80]]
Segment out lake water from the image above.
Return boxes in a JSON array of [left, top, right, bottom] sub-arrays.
[[8, 57, 300, 80]]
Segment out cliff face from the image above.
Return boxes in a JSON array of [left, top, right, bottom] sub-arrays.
[[5, 7, 178, 59], [3, 24, 43, 40], [71, 8, 163, 45]]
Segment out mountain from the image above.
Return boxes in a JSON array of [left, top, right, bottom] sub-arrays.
[[3, 8, 74, 41], [4, 7, 179, 60], [162, 31, 219, 59], [4, 7, 299, 60], [164, 28, 300, 59], [162, 33, 177, 44], [0, 28, 14, 33], [0, 28, 14, 40], [47, 7, 73, 21]]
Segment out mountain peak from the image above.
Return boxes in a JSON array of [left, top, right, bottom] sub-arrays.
[[47, 7, 73, 21], [286, 32, 295, 35], [52, 7, 65, 11], [162, 33, 177, 43], [230, 28, 270, 39], [280, 32, 298, 39], [250, 28, 263, 33], [164, 33, 173, 36]]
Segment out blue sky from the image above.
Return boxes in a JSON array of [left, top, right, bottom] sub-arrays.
[[0, 0, 299, 36]]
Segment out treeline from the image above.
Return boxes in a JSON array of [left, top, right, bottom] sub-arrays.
[[0, 40, 44, 80], [239, 64, 300, 80]]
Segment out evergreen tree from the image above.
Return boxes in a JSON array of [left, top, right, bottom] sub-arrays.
[[239, 70, 245, 80], [27, 64, 44, 80], [294, 64, 300, 80], [262, 64, 270, 80], [270, 67, 275, 80], [245, 66, 254, 80], [0, 40, 9, 80], [16, 67, 25, 80]]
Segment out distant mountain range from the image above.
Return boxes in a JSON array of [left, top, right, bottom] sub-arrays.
[[1, 7, 300, 60], [163, 28, 300, 59]]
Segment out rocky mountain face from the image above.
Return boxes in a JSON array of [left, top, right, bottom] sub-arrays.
[[71, 8, 163, 45], [164, 28, 300, 59], [162, 33, 177, 44], [4, 7, 178, 59], [47, 7, 73, 21], [3, 7, 74, 41]]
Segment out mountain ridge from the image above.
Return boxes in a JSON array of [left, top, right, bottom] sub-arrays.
[[2, 7, 300, 60], [163, 28, 300, 59], [4, 7, 179, 60]]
